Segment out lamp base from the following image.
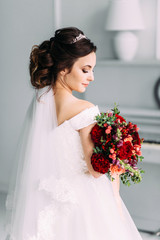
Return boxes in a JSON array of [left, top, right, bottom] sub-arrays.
[[113, 31, 138, 61]]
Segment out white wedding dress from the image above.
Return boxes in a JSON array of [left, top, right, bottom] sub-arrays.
[[3, 86, 143, 240]]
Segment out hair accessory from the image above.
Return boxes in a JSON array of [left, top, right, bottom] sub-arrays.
[[72, 33, 87, 43]]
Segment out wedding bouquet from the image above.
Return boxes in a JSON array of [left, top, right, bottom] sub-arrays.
[[90, 104, 144, 186]]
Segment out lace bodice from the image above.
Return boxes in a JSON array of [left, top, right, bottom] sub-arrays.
[[51, 105, 100, 177]]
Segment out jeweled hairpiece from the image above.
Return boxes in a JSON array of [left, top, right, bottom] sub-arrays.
[[72, 33, 87, 44]]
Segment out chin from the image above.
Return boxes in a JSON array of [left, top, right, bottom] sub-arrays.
[[79, 88, 86, 93], [75, 87, 86, 93]]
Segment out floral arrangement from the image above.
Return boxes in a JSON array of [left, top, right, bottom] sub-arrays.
[[90, 104, 144, 186]]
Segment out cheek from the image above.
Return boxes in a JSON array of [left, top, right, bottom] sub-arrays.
[[66, 70, 84, 88], [72, 72, 83, 85], [78, 71, 85, 82]]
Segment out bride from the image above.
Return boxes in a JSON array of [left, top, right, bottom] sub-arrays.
[[3, 27, 142, 240]]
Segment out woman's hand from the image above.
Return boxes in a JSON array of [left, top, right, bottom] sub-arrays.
[[90, 170, 104, 178], [110, 164, 126, 194], [85, 165, 104, 178]]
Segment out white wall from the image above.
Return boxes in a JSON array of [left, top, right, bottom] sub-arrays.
[[86, 63, 160, 110]]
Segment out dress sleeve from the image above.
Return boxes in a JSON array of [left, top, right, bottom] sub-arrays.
[[69, 105, 100, 131]]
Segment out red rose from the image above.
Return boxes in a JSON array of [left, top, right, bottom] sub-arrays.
[[121, 126, 129, 138], [127, 122, 134, 129], [115, 114, 126, 123], [132, 132, 141, 145], [118, 141, 133, 160], [90, 124, 105, 145], [91, 153, 110, 174], [106, 133, 112, 143], [101, 134, 112, 151]]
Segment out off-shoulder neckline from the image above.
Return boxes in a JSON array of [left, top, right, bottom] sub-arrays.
[[57, 105, 98, 128]]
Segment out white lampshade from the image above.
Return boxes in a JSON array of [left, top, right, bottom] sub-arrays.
[[105, 0, 144, 31]]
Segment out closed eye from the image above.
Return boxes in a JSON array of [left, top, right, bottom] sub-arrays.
[[82, 69, 94, 73], [82, 69, 88, 73]]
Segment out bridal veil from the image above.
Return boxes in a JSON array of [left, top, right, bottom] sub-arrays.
[[3, 86, 60, 240]]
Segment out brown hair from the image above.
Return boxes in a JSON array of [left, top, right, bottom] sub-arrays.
[[29, 27, 97, 89]]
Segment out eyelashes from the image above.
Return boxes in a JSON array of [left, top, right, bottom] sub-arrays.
[[82, 69, 88, 73], [82, 69, 94, 73]]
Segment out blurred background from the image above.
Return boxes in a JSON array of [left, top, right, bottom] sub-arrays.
[[0, 0, 160, 239]]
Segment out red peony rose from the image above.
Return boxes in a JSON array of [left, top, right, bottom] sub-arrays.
[[118, 141, 133, 160], [115, 114, 126, 123], [91, 153, 110, 174], [90, 124, 105, 145], [121, 127, 129, 138]]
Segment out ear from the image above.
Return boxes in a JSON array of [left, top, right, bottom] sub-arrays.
[[59, 68, 68, 76]]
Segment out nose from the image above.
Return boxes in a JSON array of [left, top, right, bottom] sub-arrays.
[[88, 71, 94, 82]]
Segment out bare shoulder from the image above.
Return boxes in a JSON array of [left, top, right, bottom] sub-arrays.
[[56, 95, 95, 125], [65, 99, 95, 130], [70, 99, 95, 117], [64, 98, 95, 120], [76, 99, 95, 108]]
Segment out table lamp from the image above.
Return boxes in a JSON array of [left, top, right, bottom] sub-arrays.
[[105, 0, 145, 60]]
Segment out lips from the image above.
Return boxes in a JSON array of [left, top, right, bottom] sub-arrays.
[[82, 83, 89, 87]]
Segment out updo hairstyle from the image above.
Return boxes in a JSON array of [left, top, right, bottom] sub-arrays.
[[29, 27, 97, 89]]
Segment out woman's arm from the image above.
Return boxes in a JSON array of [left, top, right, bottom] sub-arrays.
[[110, 165, 125, 193], [110, 172, 125, 218], [111, 173, 120, 195]]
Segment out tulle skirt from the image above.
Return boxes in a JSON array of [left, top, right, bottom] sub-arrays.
[[43, 173, 143, 240]]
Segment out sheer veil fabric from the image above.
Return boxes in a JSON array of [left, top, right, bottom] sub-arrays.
[[3, 86, 60, 240]]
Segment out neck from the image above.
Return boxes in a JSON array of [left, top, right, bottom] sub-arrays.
[[53, 80, 73, 95]]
